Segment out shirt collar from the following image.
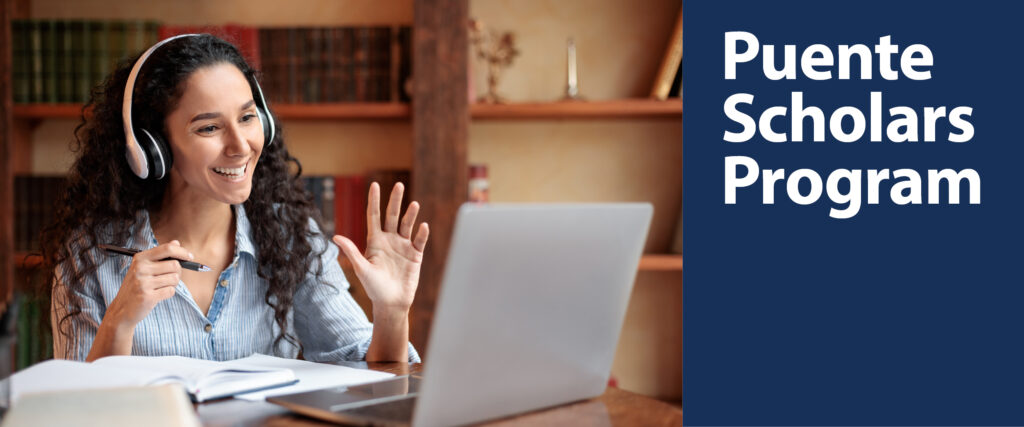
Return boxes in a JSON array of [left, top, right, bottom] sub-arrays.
[[118, 205, 256, 274]]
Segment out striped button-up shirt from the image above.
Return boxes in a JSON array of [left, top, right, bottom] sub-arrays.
[[52, 204, 419, 363]]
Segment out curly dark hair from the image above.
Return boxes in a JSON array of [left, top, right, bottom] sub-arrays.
[[35, 34, 327, 359]]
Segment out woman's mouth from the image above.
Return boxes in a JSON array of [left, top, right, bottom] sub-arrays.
[[212, 164, 246, 179]]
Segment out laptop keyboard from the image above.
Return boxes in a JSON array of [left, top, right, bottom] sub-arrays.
[[340, 396, 417, 424]]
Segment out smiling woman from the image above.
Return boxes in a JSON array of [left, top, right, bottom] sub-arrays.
[[34, 34, 428, 364]]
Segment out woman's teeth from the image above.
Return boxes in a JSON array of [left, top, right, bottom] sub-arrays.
[[213, 165, 245, 177]]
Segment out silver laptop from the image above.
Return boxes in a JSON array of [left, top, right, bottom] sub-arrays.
[[270, 203, 653, 426]]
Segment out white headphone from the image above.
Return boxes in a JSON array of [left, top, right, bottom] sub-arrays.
[[122, 34, 276, 180]]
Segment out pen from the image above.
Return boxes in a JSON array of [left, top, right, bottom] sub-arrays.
[[99, 244, 212, 272]]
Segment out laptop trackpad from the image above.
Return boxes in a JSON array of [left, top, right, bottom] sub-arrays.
[[269, 375, 421, 425], [328, 375, 421, 411]]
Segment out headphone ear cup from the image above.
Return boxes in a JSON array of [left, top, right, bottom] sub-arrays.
[[257, 108, 273, 146], [138, 128, 172, 180]]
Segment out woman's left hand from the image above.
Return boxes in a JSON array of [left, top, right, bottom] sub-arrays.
[[333, 182, 429, 313]]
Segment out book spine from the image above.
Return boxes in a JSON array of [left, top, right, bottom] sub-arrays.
[[58, 20, 74, 103], [17, 296, 29, 369], [303, 27, 320, 103], [322, 27, 336, 102], [335, 175, 367, 252], [77, 21, 93, 103], [41, 20, 57, 103], [353, 27, 370, 102], [224, 24, 261, 72], [398, 26, 412, 102], [286, 28, 300, 103], [650, 11, 683, 100], [15, 176, 26, 251], [29, 20, 43, 103], [273, 28, 287, 103], [341, 27, 355, 102], [126, 20, 145, 57], [258, 28, 277, 103], [376, 27, 392, 102], [109, 21, 127, 70], [28, 176, 38, 251], [389, 26, 400, 103], [144, 21, 160, 48], [92, 21, 110, 94], [12, 20, 28, 103], [68, 21, 82, 103]]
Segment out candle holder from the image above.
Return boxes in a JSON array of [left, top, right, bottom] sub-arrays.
[[470, 19, 520, 104], [564, 37, 584, 101]]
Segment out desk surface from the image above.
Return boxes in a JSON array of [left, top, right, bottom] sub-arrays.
[[197, 362, 682, 426]]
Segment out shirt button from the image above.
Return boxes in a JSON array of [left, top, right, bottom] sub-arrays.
[[219, 279, 229, 287], [204, 324, 212, 333]]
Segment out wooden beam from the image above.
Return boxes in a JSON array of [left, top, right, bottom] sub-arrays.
[[411, 0, 468, 354], [1, 0, 15, 305]]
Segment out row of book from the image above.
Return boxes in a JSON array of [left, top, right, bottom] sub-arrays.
[[15, 296, 51, 370], [12, 171, 411, 254], [260, 26, 412, 104], [11, 20, 161, 104], [304, 170, 412, 253], [11, 20, 412, 105], [13, 176, 65, 252]]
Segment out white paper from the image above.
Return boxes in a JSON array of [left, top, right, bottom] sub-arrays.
[[233, 354, 395, 400], [7, 360, 168, 404], [93, 355, 293, 392]]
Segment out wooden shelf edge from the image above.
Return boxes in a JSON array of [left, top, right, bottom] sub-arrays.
[[14, 104, 84, 119], [471, 98, 681, 120], [14, 103, 412, 120], [274, 103, 410, 120], [15, 99, 682, 121], [638, 254, 682, 272]]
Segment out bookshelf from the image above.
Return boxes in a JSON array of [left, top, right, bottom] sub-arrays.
[[638, 254, 682, 272], [1, 0, 681, 401]]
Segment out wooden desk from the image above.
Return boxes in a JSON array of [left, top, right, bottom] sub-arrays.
[[197, 362, 681, 426]]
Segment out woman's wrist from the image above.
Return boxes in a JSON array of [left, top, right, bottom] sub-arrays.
[[372, 306, 410, 326], [99, 308, 138, 342]]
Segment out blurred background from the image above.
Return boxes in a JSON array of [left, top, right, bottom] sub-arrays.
[[1, 0, 681, 402]]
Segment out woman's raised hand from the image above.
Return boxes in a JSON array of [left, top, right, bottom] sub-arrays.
[[333, 182, 429, 313], [107, 240, 191, 328]]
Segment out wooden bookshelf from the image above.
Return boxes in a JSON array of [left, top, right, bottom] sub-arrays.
[[274, 103, 411, 120], [471, 98, 681, 120], [638, 254, 682, 272]]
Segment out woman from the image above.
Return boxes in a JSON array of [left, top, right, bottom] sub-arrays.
[[37, 34, 427, 363]]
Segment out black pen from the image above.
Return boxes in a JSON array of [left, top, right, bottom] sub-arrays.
[[99, 244, 212, 272]]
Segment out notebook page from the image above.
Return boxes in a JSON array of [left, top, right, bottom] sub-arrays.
[[93, 355, 223, 389], [7, 360, 169, 405], [233, 354, 395, 400]]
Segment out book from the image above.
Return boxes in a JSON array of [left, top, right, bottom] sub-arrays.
[[158, 24, 261, 71], [1, 384, 201, 427], [9, 354, 298, 403], [650, 10, 682, 100], [335, 175, 367, 251]]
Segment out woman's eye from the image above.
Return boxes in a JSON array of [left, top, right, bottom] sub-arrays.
[[241, 113, 257, 123], [197, 125, 218, 134]]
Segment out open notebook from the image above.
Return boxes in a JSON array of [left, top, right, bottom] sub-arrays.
[[8, 354, 298, 403]]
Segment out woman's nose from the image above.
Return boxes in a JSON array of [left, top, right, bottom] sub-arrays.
[[224, 123, 253, 157]]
